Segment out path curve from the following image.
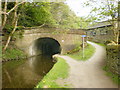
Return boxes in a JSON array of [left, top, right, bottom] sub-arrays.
[[55, 41, 118, 88]]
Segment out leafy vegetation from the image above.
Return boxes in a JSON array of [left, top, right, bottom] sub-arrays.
[[66, 46, 81, 54], [68, 44, 95, 61], [103, 66, 120, 85], [2, 59, 25, 70], [2, 1, 91, 51], [18, 2, 56, 27], [89, 41, 106, 47], [95, 43, 106, 47], [3, 2, 91, 31], [36, 57, 69, 88], [2, 47, 26, 60], [17, 2, 90, 29], [84, 0, 119, 45], [84, 0, 118, 21]]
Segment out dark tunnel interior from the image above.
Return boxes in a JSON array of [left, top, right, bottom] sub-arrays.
[[35, 37, 61, 55]]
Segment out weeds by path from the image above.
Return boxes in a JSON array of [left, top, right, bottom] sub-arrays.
[[68, 44, 95, 61]]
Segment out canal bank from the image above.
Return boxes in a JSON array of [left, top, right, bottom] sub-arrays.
[[35, 42, 95, 88], [2, 55, 55, 88], [36, 57, 69, 88], [37, 42, 117, 88]]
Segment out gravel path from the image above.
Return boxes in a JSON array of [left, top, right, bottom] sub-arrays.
[[55, 41, 118, 88]]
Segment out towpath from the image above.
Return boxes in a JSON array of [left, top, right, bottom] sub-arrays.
[[55, 41, 118, 88]]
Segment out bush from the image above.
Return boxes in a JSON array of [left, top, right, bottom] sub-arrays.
[[106, 45, 120, 76], [3, 25, 14, 34], [104, 40, 111, 45], [66, 46, 81, 54]]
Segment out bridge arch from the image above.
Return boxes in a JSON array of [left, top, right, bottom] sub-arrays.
[[29, 37, 61, 56], [15, 28, 85, 56]]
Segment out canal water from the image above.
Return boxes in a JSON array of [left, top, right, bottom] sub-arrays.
[[2, 55, 55, 88]]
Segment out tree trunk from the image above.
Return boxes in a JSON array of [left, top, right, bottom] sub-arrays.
[[115, 1, 120, 45], [0, 1, 25, 31], [3, 1, 18, 52], [1, 0, 7, 30], [3, 16, 18, 52]]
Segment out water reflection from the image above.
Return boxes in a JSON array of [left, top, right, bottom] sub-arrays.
[[2, 55, 55, 88]]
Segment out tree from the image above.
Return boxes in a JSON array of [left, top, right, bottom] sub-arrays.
[[84, 0, 119, 45], [18, 2, 56, 27], [50, 2, 85, 29], [1, 0, 25, 52], [1, 1, 57, 51]]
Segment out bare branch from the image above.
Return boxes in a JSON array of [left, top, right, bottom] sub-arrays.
[[0, 11, 8, 15], [38, 23, 45, 28], [3, 14, 20, 52], [7, 1, 25, 15]]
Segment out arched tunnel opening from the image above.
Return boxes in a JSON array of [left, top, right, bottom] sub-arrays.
[[2, 38, 62, 88], [34, 37, 61, 56]]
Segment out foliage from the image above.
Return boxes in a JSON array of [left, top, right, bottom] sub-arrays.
[[18, 2, 86, 29], [90, 41, 106, 47], [102, 45, 120, 85], [2, 59, 26, 70], [68, 44, 95, 61], [2, 1, 91, 51], [36, 57, 70, 88], [76, 17, 91, 29], [3, 2, 91, 32], [66, 46, 81, 54], [2, 47, 26, 60], [84, 0, 119, 45], [103, 66, 120, 84], [50, 2, 88, 29], [3, 24, 14, 34], [106, 45, 119, 74], [84, 0, 118, 21], [18, 2, 56, 27], [11, 29, 24, 40]]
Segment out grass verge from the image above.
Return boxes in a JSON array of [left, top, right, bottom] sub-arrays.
[[2, 47, 26, 60], [68, 44, 95, 61], [103, 66, 120, 85], [2, 59, 26, 70], [94, 42, 106, 47], [89, 41, 106, 47], [36, 57, 69, 88]]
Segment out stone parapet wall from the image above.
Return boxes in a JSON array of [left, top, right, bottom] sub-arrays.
[[22, 27, 85, 35], [88, 34, 114, 44]]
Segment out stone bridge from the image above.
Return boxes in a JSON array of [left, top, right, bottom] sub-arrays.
[[15, 27, 86, 56]]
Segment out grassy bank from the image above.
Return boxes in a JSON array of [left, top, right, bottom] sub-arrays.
[[2, 46, 27, 70], [68, 44, 95, 61], [2, 47, 26, 60], [3, 59, 26, 70], [103, 66, 120, 85], [88, 41, 106, 47], [36, 57, 69, 88], [93, 42, 106, 47]]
